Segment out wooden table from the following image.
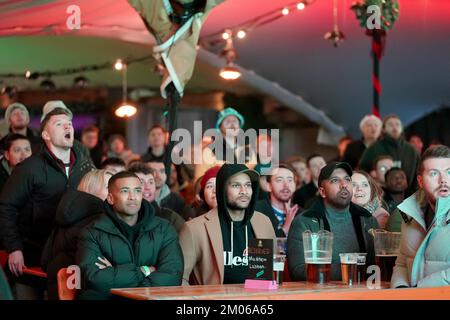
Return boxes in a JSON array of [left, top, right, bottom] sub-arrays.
[[111, 281, 450, 300]]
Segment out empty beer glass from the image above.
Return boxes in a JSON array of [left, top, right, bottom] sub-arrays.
[[303, 230, 333, 284], [339, 253, 358, 286], [373, 229, 401, 281]]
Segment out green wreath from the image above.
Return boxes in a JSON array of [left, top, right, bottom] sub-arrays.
[[351, 0, 400, 31]]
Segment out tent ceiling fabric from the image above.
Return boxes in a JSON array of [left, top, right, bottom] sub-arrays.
[[0, 0, 449, 137]]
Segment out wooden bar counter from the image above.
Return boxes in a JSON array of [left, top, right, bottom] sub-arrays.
[[111, 281, 450, 300]]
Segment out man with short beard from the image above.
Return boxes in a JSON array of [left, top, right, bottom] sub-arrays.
[[255, 164, 299, 237], [287, 162, 378, 281], [391, 145, 450, 288], [179, 164, 275, 285]]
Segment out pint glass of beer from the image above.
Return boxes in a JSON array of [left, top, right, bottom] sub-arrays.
[[373, 230, 401, 281], [303, 230, 333, 284], [339, 253, 358, 286]]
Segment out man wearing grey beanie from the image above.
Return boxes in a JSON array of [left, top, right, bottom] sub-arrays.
[[0, 102, 42, 154]]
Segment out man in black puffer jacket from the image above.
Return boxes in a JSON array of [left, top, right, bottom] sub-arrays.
[[0, 101, 94, 298], [76, 171, 183, 300], [41, 190, 104, 300]]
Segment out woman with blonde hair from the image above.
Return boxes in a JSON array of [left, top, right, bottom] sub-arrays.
[[351, 169, 390, 229], [77, 169, 112, 200], [41, 169, 112, 299]]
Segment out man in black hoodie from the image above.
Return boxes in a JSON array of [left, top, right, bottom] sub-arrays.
[[179, 163, 275, 285]]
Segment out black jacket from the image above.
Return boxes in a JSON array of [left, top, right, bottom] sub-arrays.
[[359, 136, 420, 193], [41, 190, 103, 300], [343, 140, 367, 169], [292, 182, 318, 209], [287, 199, 378, 281], [0, 143, 94, 265], [0, 158, 10, 194], [151, 201, 185, 233], [255, 198, 286, 237]]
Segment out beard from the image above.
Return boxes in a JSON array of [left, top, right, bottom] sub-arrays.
[[227, 197, 250, 210], [327, 189, 352, 210]]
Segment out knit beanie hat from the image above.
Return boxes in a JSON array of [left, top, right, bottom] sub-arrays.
[[4, 103, 29, 125], [199, 166, 221, 199], [215, 107, 245, 130]]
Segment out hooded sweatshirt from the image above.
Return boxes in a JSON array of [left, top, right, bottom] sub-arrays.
[[216, 163, 259, 284]]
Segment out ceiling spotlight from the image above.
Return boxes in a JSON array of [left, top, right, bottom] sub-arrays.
[[220, 64, 241, 80], [115, 103, 137, 118], [297, 2, 306, 10], [114, 59, 125, 71], [282, 8, 289, 15], [236, 30, 246, 39]]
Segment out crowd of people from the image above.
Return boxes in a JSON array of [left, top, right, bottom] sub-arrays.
[[0, 100, 448, 300]]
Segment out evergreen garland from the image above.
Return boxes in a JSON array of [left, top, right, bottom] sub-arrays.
[[351, 0, 400, 31]]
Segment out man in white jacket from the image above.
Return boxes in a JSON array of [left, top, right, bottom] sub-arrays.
[[391, 145, 450, 288]]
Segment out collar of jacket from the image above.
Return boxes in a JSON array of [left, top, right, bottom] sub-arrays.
[[0, 157, 11, 176], [301, 198, 372, 253], [200, 207, 270, 284], [93, 200, 157, 236], [42, 143, 80, 175], [156, 184, 171, 205], [397, 192, 427, 231]]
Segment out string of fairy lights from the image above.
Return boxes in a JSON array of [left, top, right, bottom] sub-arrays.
[[0, 0, 317, 114]]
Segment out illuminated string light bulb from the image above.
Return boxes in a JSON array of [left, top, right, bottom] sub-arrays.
[[236, 30, 246, 39], [282, 8, 289, 15], [114, 59, 124, 71], [297, 2, 305, 10], [25, 70, 31, 78], [222, 30, 231, 40]]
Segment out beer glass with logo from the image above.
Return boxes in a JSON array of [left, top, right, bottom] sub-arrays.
[[273, 238, 287, 285], [373, 229, 401, 281], [339, 253, 358, 286], [303, 230, 333, 284]]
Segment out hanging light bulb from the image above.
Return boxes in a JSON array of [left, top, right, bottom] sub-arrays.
[[282, 8, 289, 15], [220, 64, 241, 80], [115, 60, 137, 118], [115, 104, 137, 118], [219, 36, 241, 81]]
